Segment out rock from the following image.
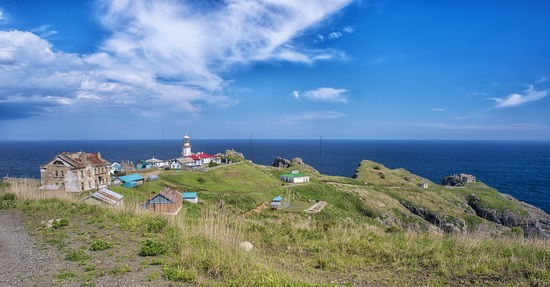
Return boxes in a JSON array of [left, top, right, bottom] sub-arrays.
[[224, 149, 244, 161], [271, 157, 319, 173], [442, 175, 464, 186], [400, 200, 466, 234], [272, 157, 292, 168], [239, 241, 253, 251], [467, 194, 550, 238]]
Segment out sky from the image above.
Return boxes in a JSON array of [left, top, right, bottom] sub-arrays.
[[1, 0, 549, 140]]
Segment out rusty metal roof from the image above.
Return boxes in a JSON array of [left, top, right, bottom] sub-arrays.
[[159, 187, 182, 203], [42, 151, 110, 169], [92, 188, 123, 205]]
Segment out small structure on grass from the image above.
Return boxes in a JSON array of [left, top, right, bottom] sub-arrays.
[[182, 192, 199, 204], [280, 170, 309, 183], [142, 187, 182, 215], [419, 182, 429, 189], [270, 196, 283, 210], [112, 173, 145, 188], [91, 188, 123, 206]]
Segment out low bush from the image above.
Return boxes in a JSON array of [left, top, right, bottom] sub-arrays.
[[163, 264, 197, 283], [65, 250, 90, 262], [90, 239, 113, 251], [139, 238, 168, 256], [53, 218, 70, 229]]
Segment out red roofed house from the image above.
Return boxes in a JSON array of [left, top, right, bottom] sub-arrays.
[[142, 187, 183, 215], [186, 152, 221, 167], [40, 151, 111, 192]]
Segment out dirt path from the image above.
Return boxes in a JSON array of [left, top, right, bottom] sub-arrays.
[[0, 210, 65, 286], [243, 201, 269, 217], [305, 201, 327, 213]]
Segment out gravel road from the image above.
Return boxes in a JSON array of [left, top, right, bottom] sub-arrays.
[[0, 210, 65, 286]]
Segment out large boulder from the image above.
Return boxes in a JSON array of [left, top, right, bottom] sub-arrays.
[[272, 157, 292, 168], [271, 157, 319, 173]]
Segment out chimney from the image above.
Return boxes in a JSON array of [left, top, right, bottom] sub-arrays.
[[80, 151, 87, 163], [97, 152, 101, 159]]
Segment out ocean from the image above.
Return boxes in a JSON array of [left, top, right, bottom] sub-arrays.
[[1, 139, 549, 214]]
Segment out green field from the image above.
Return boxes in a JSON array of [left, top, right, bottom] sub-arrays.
[[1, 160, 549, 286]]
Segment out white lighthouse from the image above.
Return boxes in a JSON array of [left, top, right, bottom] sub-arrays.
[[182, 134, 192, 156]]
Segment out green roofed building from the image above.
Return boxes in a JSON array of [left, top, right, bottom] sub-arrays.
[[279, 170, 310, 183]]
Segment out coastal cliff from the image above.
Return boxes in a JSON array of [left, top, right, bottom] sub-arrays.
[[351, 160, 550, 238]]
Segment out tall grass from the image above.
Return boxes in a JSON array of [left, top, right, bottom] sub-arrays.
[[3, 177, 550, 286]]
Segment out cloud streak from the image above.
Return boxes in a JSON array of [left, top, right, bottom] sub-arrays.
[[296, 87, 349, 103], [281, 111, 346, 122], [490, 85, 549, 108]]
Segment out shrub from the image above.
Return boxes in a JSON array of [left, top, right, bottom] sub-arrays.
[[208, 162, 220, 168], [53, 218, 70, 229], [90, 239, 113, 251], [163, 264, 197, 283], [0, 193, 16, 209], [145, 217, 167, 233], [110, 265, 132, 276], [139, 238, 168, 256], [373, 165, 381, 170], [197, 177, 206, 183], [66, 250, 90, 262]]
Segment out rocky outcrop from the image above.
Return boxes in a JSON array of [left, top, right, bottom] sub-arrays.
[[442, 175, 464, 187], [400, 200, 466, 234], [467, 194, 550, 238], [224, 149, 245, 161], [271, 157, 319, 173]]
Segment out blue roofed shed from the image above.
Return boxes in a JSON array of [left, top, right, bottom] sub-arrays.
[[271, 196, 283, 210], [182, 192, 198, 204], [113, 173, 145, 187]]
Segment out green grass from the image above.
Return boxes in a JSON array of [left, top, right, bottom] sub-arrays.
[[5, 160, 549, 286]]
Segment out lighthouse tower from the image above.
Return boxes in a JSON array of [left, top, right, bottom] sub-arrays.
[[182, 134, 192, 156]]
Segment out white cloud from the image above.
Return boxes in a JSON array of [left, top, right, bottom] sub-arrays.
[[431, 108, 445, 111], [328, 31, 342, 39], [536, 75, 549, 83], [342, 25, 354, 33], [293, 91, 300, 100], [300, 87, 348, 103], [0, 0, 353, 121], [281, 111, 346, 122], [31, 25, 58, 38], [490, 85, 549, 108]]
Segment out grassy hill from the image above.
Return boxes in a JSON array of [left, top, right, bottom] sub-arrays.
[[1, 160, 549, 286]]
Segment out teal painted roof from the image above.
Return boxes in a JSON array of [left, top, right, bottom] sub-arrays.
[[272, 196, 283, 201], [280, 173, 307, 178], [182, 192, 198, 199], [117, 173, 144, 182]]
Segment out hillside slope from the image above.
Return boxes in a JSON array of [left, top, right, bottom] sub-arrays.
[[1, 159, 550, 286]]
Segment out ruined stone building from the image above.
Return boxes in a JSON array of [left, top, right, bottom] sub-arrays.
[[40, 151, 111, 192]]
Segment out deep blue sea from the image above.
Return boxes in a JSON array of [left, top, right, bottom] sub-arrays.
[[1, 139, 549, 213]]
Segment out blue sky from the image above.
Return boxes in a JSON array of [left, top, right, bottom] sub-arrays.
[[1, 0, 549, 140]]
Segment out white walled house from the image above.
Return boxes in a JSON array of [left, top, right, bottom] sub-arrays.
[[170, 157, 194, 169], [279, 172, 310, 184]]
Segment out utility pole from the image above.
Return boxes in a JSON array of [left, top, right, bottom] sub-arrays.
[[319, 136, 322, 174], [250, 133, 253, 162]]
